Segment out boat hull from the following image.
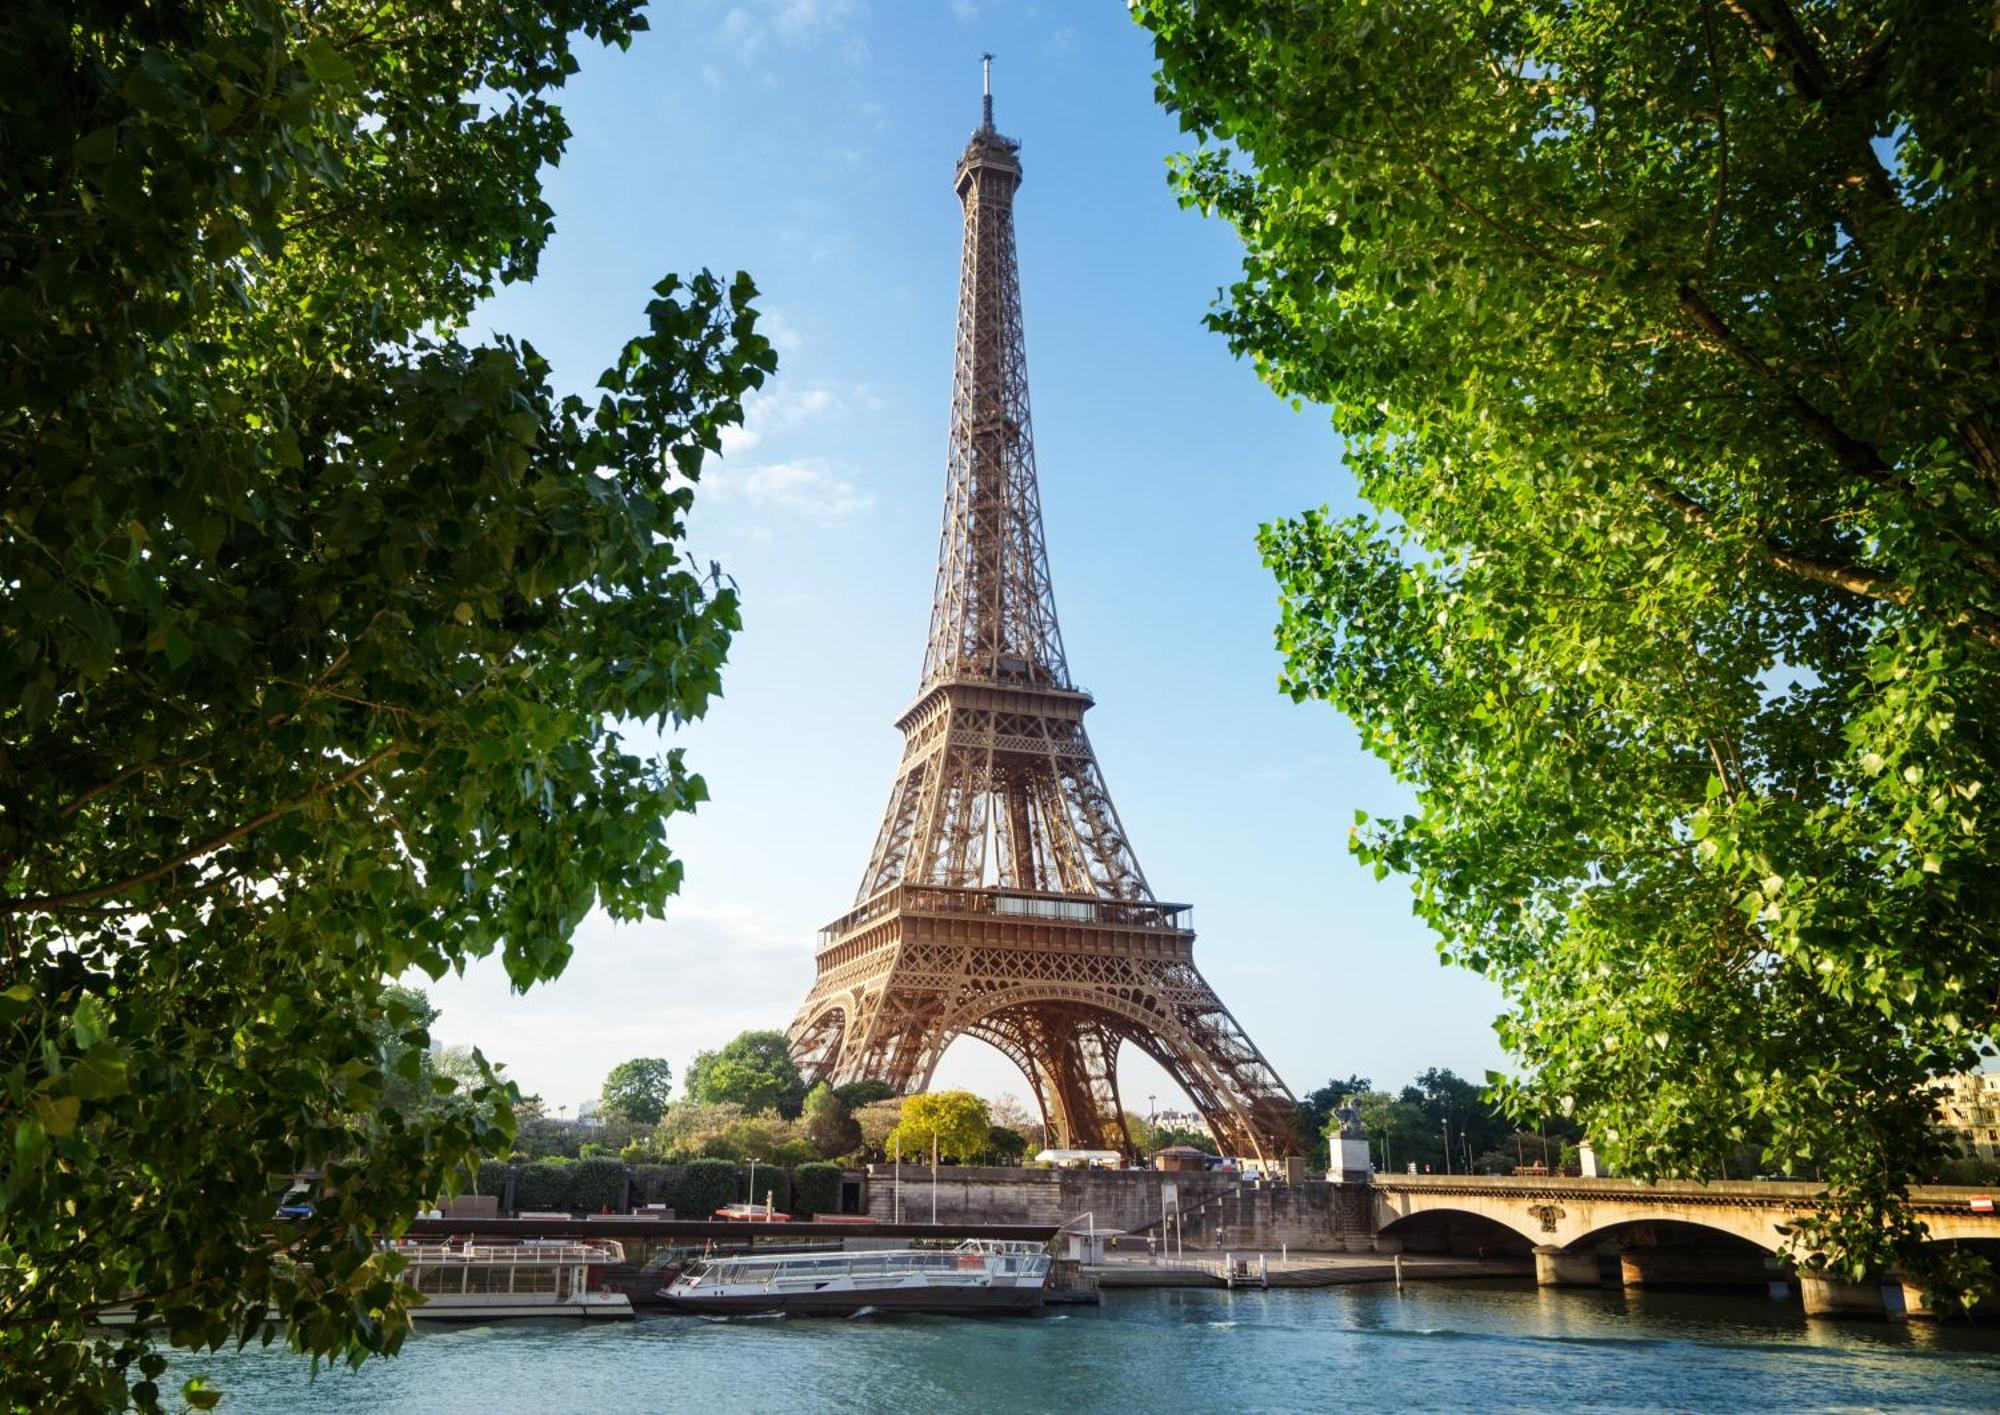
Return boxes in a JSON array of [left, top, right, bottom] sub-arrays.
[[658, 1285, 1043, 1317], [412, 1295, 633, 1322]]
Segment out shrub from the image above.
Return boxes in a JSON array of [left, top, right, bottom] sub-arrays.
[[631, 1164, 677, 1208], [748, 1167, 792, 1216], [673, 1158, 738, 1219], [794, 1162, 842, 1218], [475, 1160, 509, 1202], [514, 1161, 574, 1213], [572, 1157, 628, 1213]]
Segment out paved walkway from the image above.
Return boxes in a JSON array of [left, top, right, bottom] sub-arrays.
[[1089, 1248, 1531, 1290]]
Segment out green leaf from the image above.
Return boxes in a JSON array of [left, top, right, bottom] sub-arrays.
[[70, 1045, 130, 1100], [33, 1094, 81, 1138]]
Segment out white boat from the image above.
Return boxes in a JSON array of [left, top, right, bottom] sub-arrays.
[[395, 1239, 633, 1321], [657, 1238, 1050, 1316]]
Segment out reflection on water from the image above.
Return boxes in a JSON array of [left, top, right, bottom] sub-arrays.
[[180, 1281, 2000, 1414]]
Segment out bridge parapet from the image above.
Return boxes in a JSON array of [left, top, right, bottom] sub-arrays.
[[1370, 1176, 2000, 1255]]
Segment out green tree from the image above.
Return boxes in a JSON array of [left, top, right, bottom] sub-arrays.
[[1137, 0, 1999, 1299], [832, 1078, 898, 1111], [799, 1082, 862, 1159], [651, 1100, 745, 1161], [853, 1098, 905, 1160], [685, 1030, 808, 1118], [1298, 1074, 1373, 1167], [1354, 1092, 1441, 1174], [888, 1091, 993, 1165], [599, 1057, 675, 1127], [0, 0, 773, 1404]]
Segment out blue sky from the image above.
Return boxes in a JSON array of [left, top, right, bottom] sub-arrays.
[[422, 0, 1509, 1118]]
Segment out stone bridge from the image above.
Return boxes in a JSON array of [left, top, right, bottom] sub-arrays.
[[1372, 1175, 2000, 1316]]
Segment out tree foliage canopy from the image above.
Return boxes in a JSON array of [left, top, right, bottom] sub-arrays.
[[0, 0, 772, 1404], [599, 1057, 674, 1126], [799, 1082, 862, 1159], [1137, 0, 1998, 1295], [685, 1030, 808, 1119], [887, 1091, 993, 1165]]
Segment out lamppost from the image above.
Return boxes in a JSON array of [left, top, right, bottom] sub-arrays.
[[746, 1155, 761, 1217], [930, 1129, 939, 1225], [1441, 1119, 1452, 1175], [893, 1135, 902, 1224]]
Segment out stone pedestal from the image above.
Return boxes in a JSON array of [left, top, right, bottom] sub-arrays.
[[1799, 1271, 1886, 1320], [1535, 1245, 1601, 1288], [1333, 1135, 1373, 1186]]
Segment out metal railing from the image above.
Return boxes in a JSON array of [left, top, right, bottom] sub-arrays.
[[821, 884, 1191, 947]]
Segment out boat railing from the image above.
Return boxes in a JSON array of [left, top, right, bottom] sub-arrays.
[[392, 1240, 625, 1266]]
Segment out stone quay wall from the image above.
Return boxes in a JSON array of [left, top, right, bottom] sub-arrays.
[[860, 1166, 1367, 1252]]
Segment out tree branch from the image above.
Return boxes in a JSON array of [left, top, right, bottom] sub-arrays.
[[1416, 160, 1606, 279], [1674, 283, 1892, 483], [4, 745, 403, 915], [1722, 0, 1903, 238], [1641, 478, 2000, 648]]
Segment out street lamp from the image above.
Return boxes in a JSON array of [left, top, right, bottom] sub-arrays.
[[746, 1155, 761, 1217], [1441, 1119, 1452, 1176]]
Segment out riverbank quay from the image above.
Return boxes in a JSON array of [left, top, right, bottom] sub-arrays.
[[1089, 1250, 1529, 1290]]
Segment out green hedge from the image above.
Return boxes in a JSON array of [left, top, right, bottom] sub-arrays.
[[793, 1162, 841, 1218], [631, 1164, 676, 1208], [572, 1157, 627, 1213], [672, 1158, 737, 1219], [514, 1161, 573, 1213], [475, 1160, 509, 1202], [748, 1167, 792, 1216]]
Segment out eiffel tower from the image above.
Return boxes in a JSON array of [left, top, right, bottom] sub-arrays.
[[786, 61, 1300, 1163]]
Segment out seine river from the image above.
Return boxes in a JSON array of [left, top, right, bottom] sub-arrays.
[[185, 1282, 2000, 1413]]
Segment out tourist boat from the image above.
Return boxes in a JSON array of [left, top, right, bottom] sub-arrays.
[[395, 1238, 633, 1321], [656, 1239, 1050, 1316]]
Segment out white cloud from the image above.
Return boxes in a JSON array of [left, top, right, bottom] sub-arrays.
[[760, 309, 805, 354], [715, 458, 872, 519], [718, 0, 866, 61], [1041, 25, 1077, 60], [950, 0, 980, 22]]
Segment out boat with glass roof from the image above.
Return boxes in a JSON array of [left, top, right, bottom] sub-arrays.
[[657, 1239, 1050, 1316]]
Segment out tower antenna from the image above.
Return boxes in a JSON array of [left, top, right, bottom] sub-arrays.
[[981, 52, 994, 130]]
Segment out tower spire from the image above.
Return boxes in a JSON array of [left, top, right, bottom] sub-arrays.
[[981, 52, 994, 130]]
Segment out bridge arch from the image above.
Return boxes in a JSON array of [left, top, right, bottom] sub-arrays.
[[1561, 1215, 1784, 1256], [1377, 1206, 1544, 1251]]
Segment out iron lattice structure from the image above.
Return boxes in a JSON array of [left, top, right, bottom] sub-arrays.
[[786, 78, 1300, 1162]]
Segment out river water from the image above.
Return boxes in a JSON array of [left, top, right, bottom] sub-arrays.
[[184, 1282, 2000, 1413]]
